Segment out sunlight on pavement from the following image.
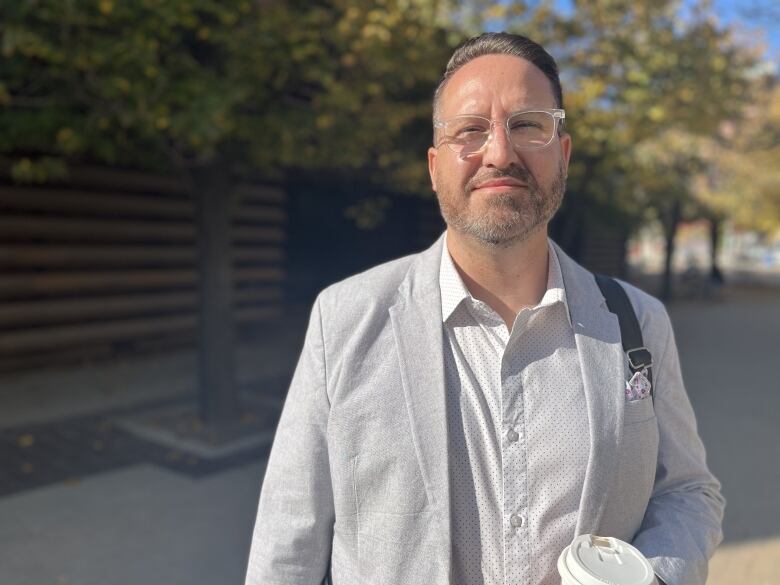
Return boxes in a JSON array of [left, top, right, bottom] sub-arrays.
[[708, 537, 780, 585]]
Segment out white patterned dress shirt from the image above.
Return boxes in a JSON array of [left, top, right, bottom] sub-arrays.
[[440, 234, 590, 585]]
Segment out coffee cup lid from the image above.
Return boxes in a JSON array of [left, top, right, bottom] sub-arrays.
[[557, 535, 655, 585]]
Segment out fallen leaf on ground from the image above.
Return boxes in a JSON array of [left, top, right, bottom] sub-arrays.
[[17, 434, 35, 448]]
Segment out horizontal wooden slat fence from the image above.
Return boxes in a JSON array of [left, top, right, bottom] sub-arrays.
[[0, 168, 286, 373]]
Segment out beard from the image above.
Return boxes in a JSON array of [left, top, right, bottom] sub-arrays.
[[436, 160, 567, 248]]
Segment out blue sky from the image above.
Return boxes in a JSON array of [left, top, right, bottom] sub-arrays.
[[709, 0, 779, 64], [551, 0, 779, 68]]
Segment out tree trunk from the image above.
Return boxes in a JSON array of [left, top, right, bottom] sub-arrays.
[[709, 216, 724, 284], [661, 199, 682, 301], [553, 156, 597, 261], [191, 160, 238, 422]]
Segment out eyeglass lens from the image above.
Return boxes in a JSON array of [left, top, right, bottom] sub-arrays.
[[442, 111, 557, 154]]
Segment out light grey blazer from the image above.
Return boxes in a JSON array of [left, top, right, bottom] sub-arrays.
[[245, 233, 724, 585]]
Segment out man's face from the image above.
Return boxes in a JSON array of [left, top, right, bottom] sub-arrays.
[[428, 54, 572, 247]]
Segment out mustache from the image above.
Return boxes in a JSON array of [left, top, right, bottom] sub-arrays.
[[466, 165, 536, 192]]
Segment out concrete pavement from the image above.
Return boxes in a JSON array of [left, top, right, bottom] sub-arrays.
[[0, 463, 264, 585], [668, 285, 780, 584], [668, 286, 780, 545]]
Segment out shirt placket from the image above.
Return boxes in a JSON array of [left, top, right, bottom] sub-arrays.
[[501, 311, 532, 585], [469, 301, 535, 585]]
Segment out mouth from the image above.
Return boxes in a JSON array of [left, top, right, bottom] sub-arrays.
[[472, 180, 527, 192]]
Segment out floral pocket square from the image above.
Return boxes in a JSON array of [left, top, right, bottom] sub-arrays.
[[625, 369, 652, 401]]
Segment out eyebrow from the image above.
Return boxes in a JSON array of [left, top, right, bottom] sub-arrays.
[[440, 107, 557, 119]]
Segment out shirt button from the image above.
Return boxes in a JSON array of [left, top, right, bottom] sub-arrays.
[[507, 429, 519, 443], [510, 514, 524, 528]]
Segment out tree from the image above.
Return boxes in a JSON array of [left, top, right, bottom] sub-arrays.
[[695, 79, 780, 237], [0, 0, 452, 421], [633, 130, 713, 299], [534, 0, 756, 296]]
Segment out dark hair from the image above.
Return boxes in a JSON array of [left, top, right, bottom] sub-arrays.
[[432, 32, 564, 121]]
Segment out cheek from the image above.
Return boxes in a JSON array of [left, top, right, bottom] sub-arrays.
[[437, 156, 476, 190], [528, 153, 561, 179]]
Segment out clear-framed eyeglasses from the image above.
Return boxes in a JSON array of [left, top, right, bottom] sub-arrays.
[[434, 109, 566, 156]]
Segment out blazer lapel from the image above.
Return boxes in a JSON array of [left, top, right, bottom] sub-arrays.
[[388, 233, 452, 565], [554, 243, 627, 536]]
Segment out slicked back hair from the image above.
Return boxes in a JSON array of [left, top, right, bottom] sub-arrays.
[[432, 32, 564, 126]]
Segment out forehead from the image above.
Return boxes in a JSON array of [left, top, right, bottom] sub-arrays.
[[438, 54, 556, 118]]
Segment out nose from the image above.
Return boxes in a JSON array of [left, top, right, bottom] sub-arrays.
[[480, 120, 520, 169]]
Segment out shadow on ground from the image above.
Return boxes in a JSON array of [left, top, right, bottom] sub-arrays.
[[666, 285, 780, 545]]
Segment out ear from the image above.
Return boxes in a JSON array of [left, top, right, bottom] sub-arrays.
[[559, 132, 572, 174], [427, 146, 438, 192]]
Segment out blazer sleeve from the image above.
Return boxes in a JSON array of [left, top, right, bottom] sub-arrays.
[[245, 295, 333, 585], [631, 305, 725, 585]]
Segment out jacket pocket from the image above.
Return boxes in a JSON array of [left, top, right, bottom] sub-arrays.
[[600, 408, 659, 540], [623, 396, 656, 425], [350, 447, 430, 547]]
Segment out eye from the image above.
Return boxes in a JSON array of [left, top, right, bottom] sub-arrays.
[[508, 112, 554, 135], [510, 120, 543, 131], [454, 124, 488, 137], [445, 117, 490, 140]]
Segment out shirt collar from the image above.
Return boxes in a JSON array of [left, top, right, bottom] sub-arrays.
[[541, 239, 573, 328], [438, 232, 573, 328], [439, 232, 473, 322]]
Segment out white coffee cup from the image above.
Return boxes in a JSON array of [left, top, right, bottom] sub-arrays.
[[557, 534, 657, 585]]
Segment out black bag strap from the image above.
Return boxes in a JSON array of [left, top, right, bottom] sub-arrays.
[[594, 274, 653, 397]]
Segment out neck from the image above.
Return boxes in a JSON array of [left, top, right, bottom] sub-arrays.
[[446, 226, 550, 324]]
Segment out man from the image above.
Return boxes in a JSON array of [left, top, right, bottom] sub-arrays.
[[246, 32, 724, 585]]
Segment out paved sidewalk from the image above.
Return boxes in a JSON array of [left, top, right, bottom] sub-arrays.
[[708, 537, 780, 585], [0, 317, 306, 584], [666, 285, 780, 584], [0, 286, 776, 584], [667, 286, 780, 545], [0, 463, 265, 585]]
